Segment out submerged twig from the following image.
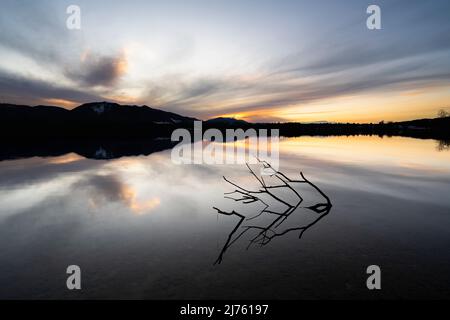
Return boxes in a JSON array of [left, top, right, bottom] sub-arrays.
[[213, 159, 332, 264]]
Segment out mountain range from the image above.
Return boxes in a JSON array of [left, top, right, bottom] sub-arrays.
[[1, 101, 449, 141], [0, 101, 449, 160], [0, 102, 198, 138]]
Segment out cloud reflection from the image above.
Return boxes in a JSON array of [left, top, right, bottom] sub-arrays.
[[73, 173, 160, 215]]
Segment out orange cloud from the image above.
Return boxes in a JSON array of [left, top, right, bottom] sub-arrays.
[[42, 98, 78, 108], [48, 153, 84, 164], [119, 185, 160, 215]]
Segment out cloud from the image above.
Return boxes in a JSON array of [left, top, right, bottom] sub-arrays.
[[140, 48, 450, 120], [0, 0, 80, 65], [133, 0, 450, 120], [65, 51, 128, 87], [0, 69, 104, 106]]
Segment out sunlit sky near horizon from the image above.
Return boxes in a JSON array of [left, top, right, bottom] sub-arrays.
[[1, 0, 450, 123]]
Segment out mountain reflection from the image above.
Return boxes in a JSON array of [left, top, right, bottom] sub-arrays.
[[0, 138, 177, 161], [1, 136, 449, 163]]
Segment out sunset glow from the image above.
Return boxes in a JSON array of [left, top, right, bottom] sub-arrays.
[[1, 0, 449, 122]]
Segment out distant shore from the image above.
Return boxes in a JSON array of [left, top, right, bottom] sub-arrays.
[[1, 102, 449, 141]]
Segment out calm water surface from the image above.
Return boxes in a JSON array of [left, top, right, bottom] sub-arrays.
[[1, 136, 450, 299]]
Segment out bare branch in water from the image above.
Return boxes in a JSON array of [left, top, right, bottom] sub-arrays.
[[213, 159, 332, 264]]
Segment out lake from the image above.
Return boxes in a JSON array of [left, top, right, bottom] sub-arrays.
[[1, 135, 450, 299]]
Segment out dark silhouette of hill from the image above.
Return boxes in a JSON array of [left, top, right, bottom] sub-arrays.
[[203, 116, 450, 140], [2, 101, 449, 140], [205, 117, 249, 126], [0, 102, 197, 139], [1, 102, 449, 161]]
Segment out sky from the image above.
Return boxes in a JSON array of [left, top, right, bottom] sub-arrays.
[[0, 0, 450, 123]]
